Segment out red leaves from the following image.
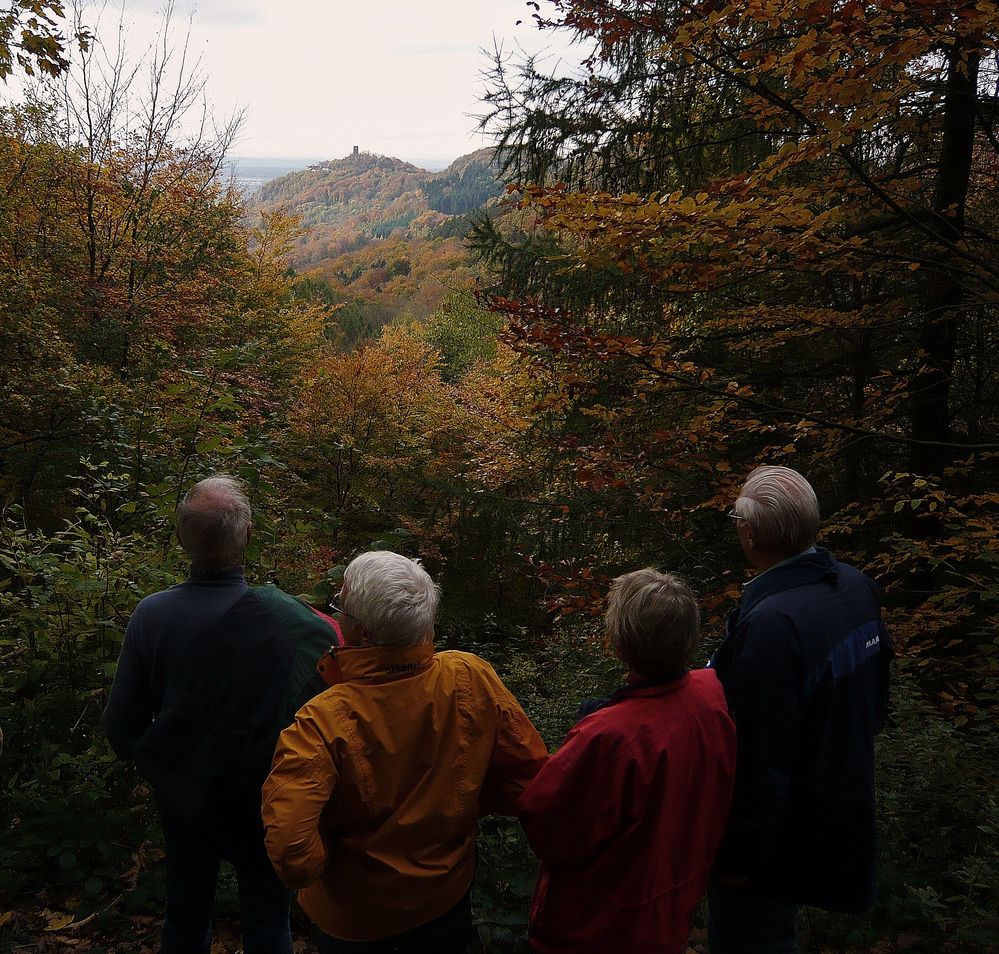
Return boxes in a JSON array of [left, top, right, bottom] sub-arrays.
[[528, 556, 610, 619]]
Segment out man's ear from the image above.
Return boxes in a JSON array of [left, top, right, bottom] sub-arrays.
[[245, 523, 253, 547], [737, 518, 753, 551]]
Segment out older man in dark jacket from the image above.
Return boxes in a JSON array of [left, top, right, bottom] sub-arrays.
[[103, 475, 338, 954], [708, 465, 892, 953]]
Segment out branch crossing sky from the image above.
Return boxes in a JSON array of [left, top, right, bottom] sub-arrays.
[[80, 0, 578, 167]]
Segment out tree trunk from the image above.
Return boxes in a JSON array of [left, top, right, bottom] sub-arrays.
[[909, 46, 979, 475]]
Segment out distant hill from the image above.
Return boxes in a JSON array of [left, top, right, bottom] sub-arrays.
[[422, 148, 503, 216], [257, 147, 502, 238], [258, 152, 430, 232], [255, 148, 505, 339]]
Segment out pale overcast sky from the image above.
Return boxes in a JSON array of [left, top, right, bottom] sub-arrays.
[[77, 0, 579, 168]]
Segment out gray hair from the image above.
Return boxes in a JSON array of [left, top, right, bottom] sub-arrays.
[[175, 475, 251, 572], [735, 465, 820, 556], [342, 551, 440, 647], [606, 568, 700, 680]]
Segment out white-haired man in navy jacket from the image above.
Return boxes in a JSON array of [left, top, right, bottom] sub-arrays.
[[708, 465, 892, 954]]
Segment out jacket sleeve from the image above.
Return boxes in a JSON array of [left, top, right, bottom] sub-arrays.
[[517, 721, 623, 866], [478, 666, 549, 816], [262, 712, 339, 888], [876, 621, 894, 734], [102, 615, 153, 760], [713, 609, 803, 878]]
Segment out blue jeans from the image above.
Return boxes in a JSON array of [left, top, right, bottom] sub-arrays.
[[707, 880, 800, 954], [315, 891, 476, 954], [158, 806, 292, 954]]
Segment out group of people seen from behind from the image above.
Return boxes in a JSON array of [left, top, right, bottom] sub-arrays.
[[103, 465, 892, 954]]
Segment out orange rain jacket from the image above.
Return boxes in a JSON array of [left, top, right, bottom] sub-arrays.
[[261, 642, 548, 942]]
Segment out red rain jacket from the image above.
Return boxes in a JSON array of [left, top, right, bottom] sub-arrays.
[[518, 669, 736, 954]]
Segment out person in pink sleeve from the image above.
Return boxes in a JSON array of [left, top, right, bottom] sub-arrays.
[[518, 568, 737, 954]]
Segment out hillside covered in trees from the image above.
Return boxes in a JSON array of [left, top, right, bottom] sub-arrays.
[[1, 0, 998, 951], [251, 148, 503, 340]]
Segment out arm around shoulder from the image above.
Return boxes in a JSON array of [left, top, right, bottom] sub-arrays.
[[517, 719, 623, 866], [474, 658, 548, 816]]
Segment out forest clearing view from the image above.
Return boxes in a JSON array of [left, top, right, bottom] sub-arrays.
[[0, 0, 997, 952]]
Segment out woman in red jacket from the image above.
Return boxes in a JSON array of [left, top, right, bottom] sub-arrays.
[[518, 569, 737, 954]]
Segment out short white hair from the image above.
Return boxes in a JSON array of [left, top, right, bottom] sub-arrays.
[[342, 551, 440, 647], [735, 465, 820, 556]]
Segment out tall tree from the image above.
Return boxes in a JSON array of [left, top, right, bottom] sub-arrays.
[[0, 5, 325, 517], [473, 0, 999, 654]]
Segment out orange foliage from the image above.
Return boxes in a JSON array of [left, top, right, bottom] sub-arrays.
[[478, 0, 999, 706]]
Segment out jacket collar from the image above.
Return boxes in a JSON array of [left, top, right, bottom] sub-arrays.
[[188, 566, 246, 583], [741, 545, 817, 588], [578, 671, 691, 720], [622, 670, 690, 695], [332, 642, 435, 684], [738, 547, 839, 618]]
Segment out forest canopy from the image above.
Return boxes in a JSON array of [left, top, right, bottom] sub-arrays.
[[0, 0, 997, 949]]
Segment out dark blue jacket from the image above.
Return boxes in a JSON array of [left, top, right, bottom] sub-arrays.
[[708, 548, 892, 913], [103, 569, 337, 845]]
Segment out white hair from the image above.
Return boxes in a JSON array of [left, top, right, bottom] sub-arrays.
[[606, 568, 700, 679], [735, 465, 820, 556], [342, 551, 440, 647], [176, 475, 251, 572]]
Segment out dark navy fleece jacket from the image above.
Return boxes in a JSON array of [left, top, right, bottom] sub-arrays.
[[709, 548, 892, 913], [103, 568, 338, 835]]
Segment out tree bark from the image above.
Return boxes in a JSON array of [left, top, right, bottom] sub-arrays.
[[910, 46, 979, 475]]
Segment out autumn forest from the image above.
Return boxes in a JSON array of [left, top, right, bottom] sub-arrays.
[[1, 0, 997, 950]]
